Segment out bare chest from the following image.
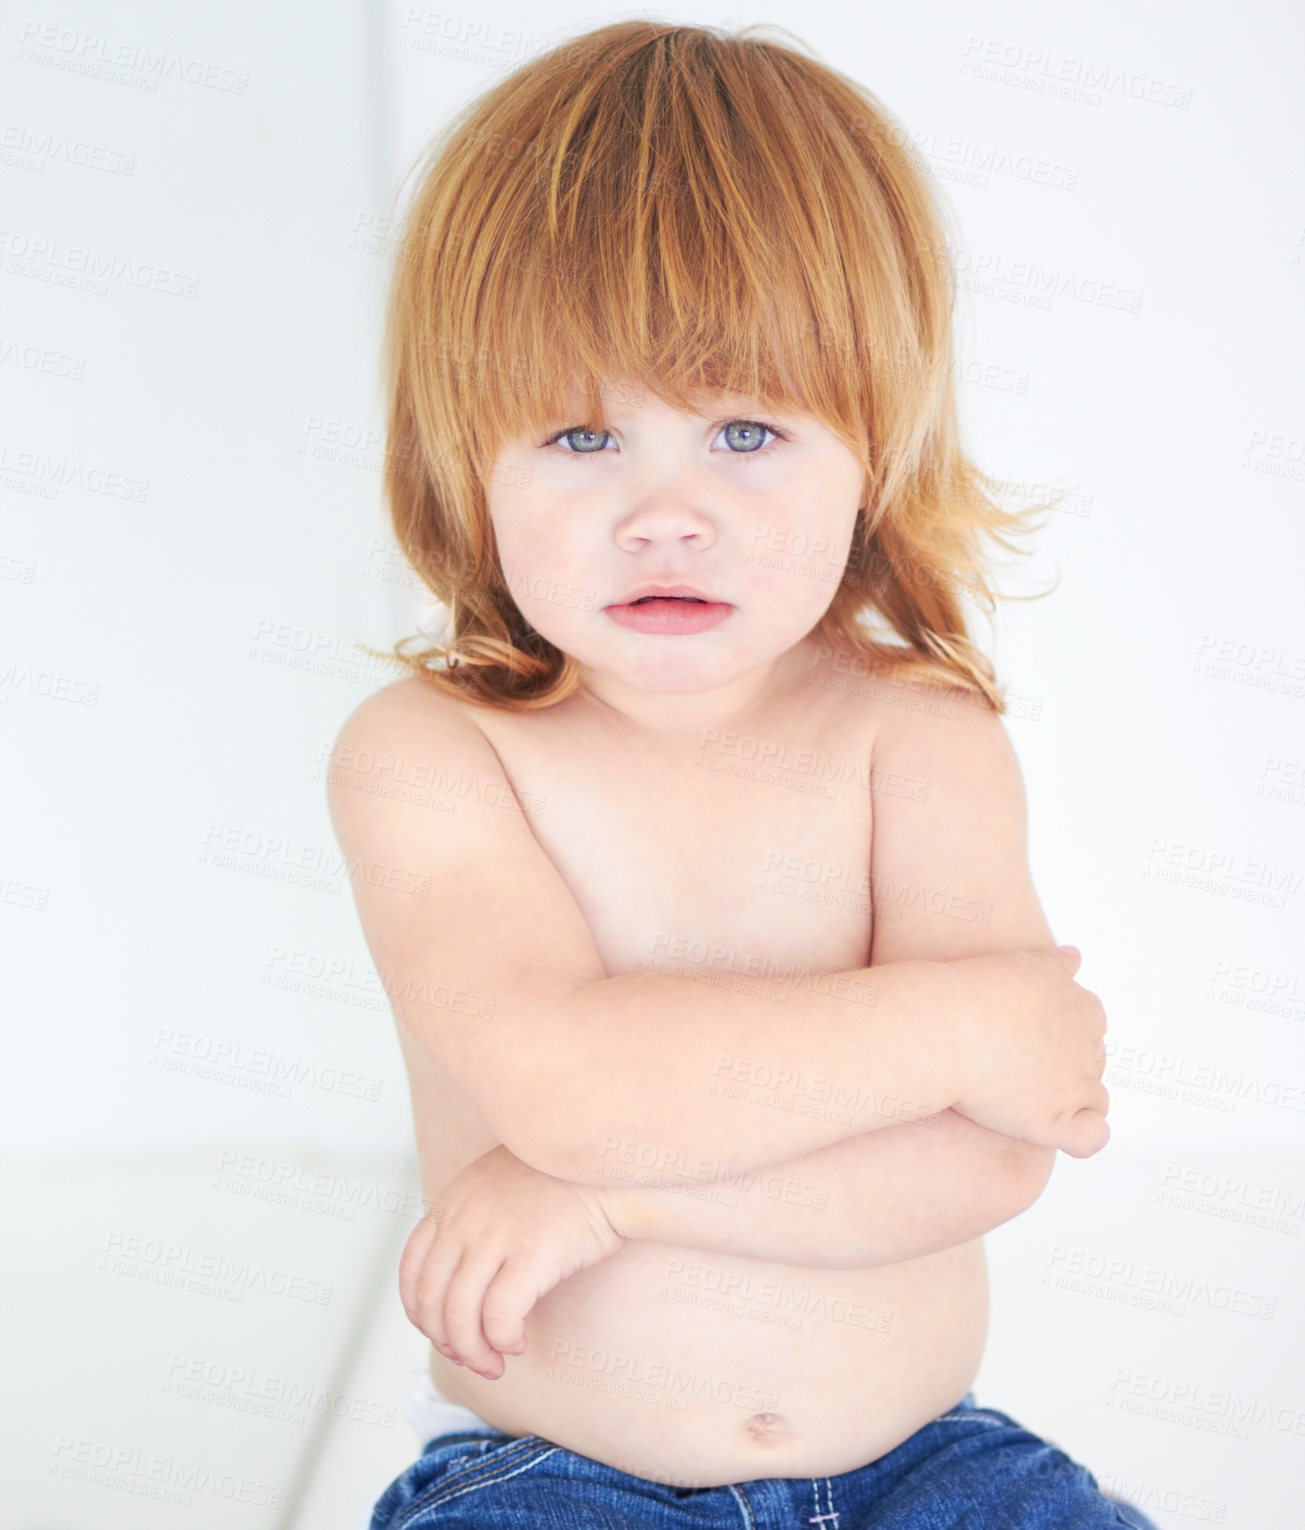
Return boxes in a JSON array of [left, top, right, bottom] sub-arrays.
[[398, 683, 878, 1186], [475, 694, 876, 983], [401, 680, 992, 1472]]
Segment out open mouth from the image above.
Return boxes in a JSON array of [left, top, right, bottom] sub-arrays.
[[605, 593, 732, 632]]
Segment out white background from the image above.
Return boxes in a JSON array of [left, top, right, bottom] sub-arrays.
[[2, 2, 1302, 1526]]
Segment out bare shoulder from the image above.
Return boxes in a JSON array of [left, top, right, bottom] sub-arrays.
[[328, 674, 506, 774], [870, 670, 1026, 841], [801, 636, 1004, 774], [863, 652, 1050, 961], [319, 683, 607, 1180], [324, 676, 511, 842], [855, 651, 1008, 779], [332, 674, 487, 745]]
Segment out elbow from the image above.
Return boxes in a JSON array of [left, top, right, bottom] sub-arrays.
[[493, 1096, 609, 1185], [1004, 1140, 1057, 1216], [493, 1110, 587, 1183], [510, 1133, 618, 1188], [528, 1124, 616, 1186], [433, 985, 604, 1183], [523, 1114, 638, 1187], [960, 1142, 1054, 1248], [497, 984, 627, 1185]]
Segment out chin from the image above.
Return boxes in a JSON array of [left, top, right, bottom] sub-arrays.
[[613, 659, 735, 692]]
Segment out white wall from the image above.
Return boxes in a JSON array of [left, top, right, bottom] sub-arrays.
[[3, 0, 406, 1159], [2, 5, 421, 1528], [4, 2, 1302, 1527]]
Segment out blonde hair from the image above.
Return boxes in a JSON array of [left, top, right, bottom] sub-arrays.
[[380, 19, 1065, 713]]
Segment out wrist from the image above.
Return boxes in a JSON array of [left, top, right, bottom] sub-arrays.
[[593, 1181, 642, 1242], [936, 959, 977, 1110]]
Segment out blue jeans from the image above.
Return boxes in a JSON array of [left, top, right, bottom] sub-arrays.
[[368, 1391, 1161, 1528]]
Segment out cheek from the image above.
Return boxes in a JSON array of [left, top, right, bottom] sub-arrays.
[[741, 493, 859, 604], [500, 512, 586, 582], [493, 510, 598, 631], [748, 458, 861, 534]]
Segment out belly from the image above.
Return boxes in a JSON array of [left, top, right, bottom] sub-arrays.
[[428, 1235, 990, 1486]]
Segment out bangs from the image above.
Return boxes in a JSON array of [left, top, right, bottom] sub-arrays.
[[383, 21, 1037, 713], [401, 23, 946, 470]]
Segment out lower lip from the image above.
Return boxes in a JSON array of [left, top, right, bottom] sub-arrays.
[[604, 598, 734, 634]]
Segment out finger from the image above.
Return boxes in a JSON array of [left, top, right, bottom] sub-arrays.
[[1055, 945, 1082, 976], [1061, 1107, 1110, 1159], [398, 1214, 442, 1319], [410, 1237, 468, 1357], [445, 1256, 510, 1378], [481, 1259, 544, 1356]]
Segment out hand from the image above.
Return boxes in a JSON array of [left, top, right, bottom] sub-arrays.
[[948, 945, 1110, 1158], [399, 1145, 626, 1380]]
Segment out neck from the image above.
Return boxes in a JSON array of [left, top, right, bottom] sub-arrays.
[[573, 633, 816, 741]]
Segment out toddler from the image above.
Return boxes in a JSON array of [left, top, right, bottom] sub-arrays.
[[328, 20, 1156, 1528]]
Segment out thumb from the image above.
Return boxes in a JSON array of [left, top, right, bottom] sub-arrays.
[[1060, 1108, 1110, 1159], [1054, 944, 1082, 976]]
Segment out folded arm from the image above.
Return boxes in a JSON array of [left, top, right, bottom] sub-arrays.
[[327, 674, 1075, 1191], [599, 1106, 1054, 1267], [327, 679, 972, 1185], [593, 675, 1067, 1261]]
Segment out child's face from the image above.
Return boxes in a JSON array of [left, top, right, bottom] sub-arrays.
[[485, 380, 865, 709]]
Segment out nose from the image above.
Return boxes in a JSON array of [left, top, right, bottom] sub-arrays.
[[612, 489, 719, 553]]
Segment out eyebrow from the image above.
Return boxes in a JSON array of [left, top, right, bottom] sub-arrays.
[[594, 398, 799, 423]]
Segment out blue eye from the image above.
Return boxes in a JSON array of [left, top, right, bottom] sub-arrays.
[[544, 420, 785, 455], [718, 421, 775, 453], [551, 426, 610, 453]]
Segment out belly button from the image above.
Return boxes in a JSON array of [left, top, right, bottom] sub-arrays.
[[743, 1411, 788, 1443]]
